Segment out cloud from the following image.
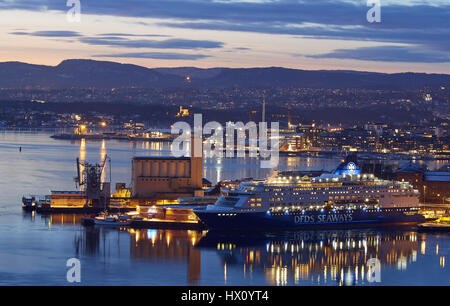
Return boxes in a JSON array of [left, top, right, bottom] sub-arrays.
[[80, 37, 223, 49], [93, 52, 211, 60], [98, 33, 171, 38], [2, 0, 449, 63], [10, 30, 82, 37], [157, 17, 450, 52], [2, 0, 448, 29], [305, 45, 450, 63], [9, 30, 223, 50]]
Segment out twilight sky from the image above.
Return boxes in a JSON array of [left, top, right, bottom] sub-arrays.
[[0, 0, 449, 73]]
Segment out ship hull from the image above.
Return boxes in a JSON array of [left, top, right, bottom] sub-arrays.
[[194, 208, 425, 231]]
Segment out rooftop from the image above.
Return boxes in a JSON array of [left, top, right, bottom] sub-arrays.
[[396, 161, 425, 173], [133, 156, 191, 161], [424, 171, 450, 182]]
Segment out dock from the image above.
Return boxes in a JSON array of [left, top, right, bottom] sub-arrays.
[[51, 132, 175, 142], [130, 218, 205, 230], [36, 206, 135, 214], [81, 211, 206, 230]]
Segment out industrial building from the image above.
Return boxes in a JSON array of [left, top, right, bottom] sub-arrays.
[[131, 138, 204, 200]]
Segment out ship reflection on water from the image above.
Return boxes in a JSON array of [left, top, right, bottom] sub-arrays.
[[197, 230, 420, 285], [25, 212, 446, 285]]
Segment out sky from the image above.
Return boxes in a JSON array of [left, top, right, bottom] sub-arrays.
[[0, 0, 449, 73]]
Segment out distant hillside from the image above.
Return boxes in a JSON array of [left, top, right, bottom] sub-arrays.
[[0, 59, 449, 89]]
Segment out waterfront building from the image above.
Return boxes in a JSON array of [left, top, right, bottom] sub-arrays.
[[279, 133, 306, 152], [395, 162, 450, 204]]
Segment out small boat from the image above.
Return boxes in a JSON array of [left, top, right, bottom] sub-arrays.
[[82, 213, 132, 226], [418, 222, 450, 232], [94, 213, 132, 226]]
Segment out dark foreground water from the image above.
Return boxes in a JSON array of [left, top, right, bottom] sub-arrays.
[[0, 130, 449, 285]]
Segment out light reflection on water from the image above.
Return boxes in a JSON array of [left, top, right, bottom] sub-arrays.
[[197, 229, 424, 286], [0, 130, 449, 285], [20, 212, 450, 286]]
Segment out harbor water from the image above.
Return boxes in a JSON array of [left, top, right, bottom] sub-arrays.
[[0, 130, 449, 285]]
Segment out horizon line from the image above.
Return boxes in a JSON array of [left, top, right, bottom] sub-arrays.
[[1, 58, 450, 76]]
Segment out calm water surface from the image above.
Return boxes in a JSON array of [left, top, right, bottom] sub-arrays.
[[0, 130, 449, 285]]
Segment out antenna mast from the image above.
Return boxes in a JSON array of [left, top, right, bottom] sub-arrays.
[[262, 92, 266, 123]]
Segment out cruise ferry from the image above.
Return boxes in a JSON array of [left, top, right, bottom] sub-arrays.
[[193, 157, 425, 230]]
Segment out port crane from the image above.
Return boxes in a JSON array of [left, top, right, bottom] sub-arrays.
[[74, 155, 111, 208]]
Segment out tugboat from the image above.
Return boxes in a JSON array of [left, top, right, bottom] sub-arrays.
[[22, 195, 50, 211], [22, 195, 36, 211]]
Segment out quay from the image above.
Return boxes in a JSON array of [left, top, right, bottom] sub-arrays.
[[130, 219, 204, 230], [51, 130, 176, 142], [419, 203, 450, 221], [81, 218, 204, 230], [36, 206, 135, 214], [418, 222, 450, 232], [80, 204, 208, 230]]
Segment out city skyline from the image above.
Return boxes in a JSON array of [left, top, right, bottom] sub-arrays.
[[0, 0, 449, 74]]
